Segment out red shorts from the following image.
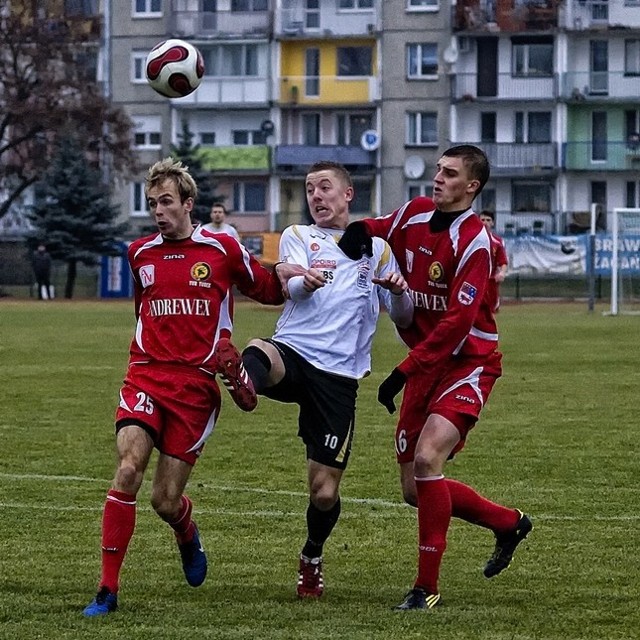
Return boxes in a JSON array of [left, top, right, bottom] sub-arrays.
[[115, 362, 221, 465], [395, 351, 502, 464]]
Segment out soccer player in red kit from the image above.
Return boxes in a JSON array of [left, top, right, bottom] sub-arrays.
[[339, 145, 532, 611], [83, 158, 296, 617], [479, 210, 508, 313]]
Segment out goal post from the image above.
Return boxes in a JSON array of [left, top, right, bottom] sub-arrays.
[[607, 208, 640, 316]]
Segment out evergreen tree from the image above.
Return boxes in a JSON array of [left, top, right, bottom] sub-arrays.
[[25, 135, 127, 299], [171, 120, 221, 224]]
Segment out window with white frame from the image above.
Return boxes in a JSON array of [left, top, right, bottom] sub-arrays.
[[132, 0, 162, 17], [407, 183, 433, 200], [512, 38, 553, 77], [512, 181, 551, 213], [201, 44, 259, 77], [625, 181, 640, 208], [515, 111, 551, 143], [133, 116, 162, 149], [232, 129, 267, 145], [407, 43, 438, 79], [131, 52, 147, 83], [339, 0, 374, 9], [625, 39, 640, 75], [131, 182, 148, 217], [231, 0, 268, 10], [336, 113, 373, 146], [351, 179, 374, 213], [407, 0, 438, 9], [407, 112, 438, 146], [233, 182, 267, 213]]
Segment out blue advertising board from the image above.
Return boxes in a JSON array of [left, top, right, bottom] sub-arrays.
[[100, 242, 132, 298]]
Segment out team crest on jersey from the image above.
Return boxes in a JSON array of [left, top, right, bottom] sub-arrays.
[[191, 262, 211, 281], [310, 242, 320, 252], [429, 261, 444, 282], [139, 265, 155, 288], [405, 249, 414, 273], [458, 281, 477, 305]]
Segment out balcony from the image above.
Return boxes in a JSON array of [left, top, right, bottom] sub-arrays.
[[563, 141, 640, 171], [478, 143, 558, 175], [197, 146, 270, 173], [278, 75, 379, 106], [276, 3, 377, 38], [561, 71, 640, 102], [563, 0, 619, 30], [452, 72, 558, 101], [171, 77, 269, 106], [275, 145, 375, 172], [168, 9, 271, 39], [454, 0, 558, 32]]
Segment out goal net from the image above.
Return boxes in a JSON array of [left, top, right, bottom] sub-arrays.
[[607, 208, 640, 316]]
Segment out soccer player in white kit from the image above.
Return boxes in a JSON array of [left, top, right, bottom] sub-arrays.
[[213, 161, 413, 599]]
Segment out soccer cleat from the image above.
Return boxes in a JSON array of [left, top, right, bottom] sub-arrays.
[[82, 586, 118, 617], [393, 588, 441, 611], [296, 554, 324, 598], [213, 338, 257, 412], [484, 510, 533, 578], [178, 523, 208, 587]]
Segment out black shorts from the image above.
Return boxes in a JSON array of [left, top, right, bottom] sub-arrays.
[[262, 340, 358, 470]]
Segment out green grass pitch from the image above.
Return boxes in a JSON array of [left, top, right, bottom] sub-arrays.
[[0, 299, 638, 639]]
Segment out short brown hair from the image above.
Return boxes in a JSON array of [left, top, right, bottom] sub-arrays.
[[145, 157, 197, 203], [443, 145, 490, 196], [307, 161, 352, 187]]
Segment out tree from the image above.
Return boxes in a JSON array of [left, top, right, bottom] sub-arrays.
[[25, 135, 127, 299], [0, 4, 137, 221], [171, 120, 222, 224]]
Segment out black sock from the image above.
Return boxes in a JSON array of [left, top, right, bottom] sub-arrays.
[[242, 346, 271, 393], [302, 498, 341, 558]]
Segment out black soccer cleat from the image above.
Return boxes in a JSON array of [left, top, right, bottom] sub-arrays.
[[484, 510, 533, 578], [393, 587, 441, 611]]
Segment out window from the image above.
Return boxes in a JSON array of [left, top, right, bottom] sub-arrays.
[[481, 112, 496, 142], [131, 182, 148, 217], [625, 110, 640, 148], [337, 47, 372, 76], [233, 182, 266, 213], [407, 44, 438, 79], [133, 0, 162, 16], [515, 112, 551, 143], [202, 44, 259, 77], [232, 130, 267, 145], [407, 0, 438, 8], [305, 48, 320, 97], [351, 180, 373, 213], [407, 112, 437, 146], [131, 52, 147, 82], [133, 116, 161, 149], [302, 113, 320, 145], [407, 183, 432, 200], [591, 111, 607, 161], [305, 0, 320, 29], [625, 181, 639, 208], [480, 187, 496, 213], [232, 0, 268, 10], [512, 181, 551, 213], [200, 132, 216, 145], [336, 114, 373, 146], [512, 38, 553, 77], [625, 40, 640, 75], [65, 0, 98, 17], [339, 0, 374, 8]]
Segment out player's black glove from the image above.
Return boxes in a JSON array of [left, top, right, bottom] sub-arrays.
[[377, 368, 407, 414], [338, 221, 373, 260]]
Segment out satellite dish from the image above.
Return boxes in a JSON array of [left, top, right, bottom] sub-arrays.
[[404, 155, 426, 179], [360, 129, 380, 151]]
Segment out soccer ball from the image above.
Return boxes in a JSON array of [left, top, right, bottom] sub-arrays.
[[145, 39, 205, 98]]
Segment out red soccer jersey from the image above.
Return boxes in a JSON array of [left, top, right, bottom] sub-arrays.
[[486, 231, 508, 312], [362, 197, 498, 377], [127, 227, 283, 368]]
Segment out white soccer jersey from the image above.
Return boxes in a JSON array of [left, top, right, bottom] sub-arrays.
[[274, 224, 404, 379]]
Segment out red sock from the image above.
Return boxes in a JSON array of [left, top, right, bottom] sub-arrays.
[[447, 478, 520, 533], [100, 489, 136, 593], [168, 495, 195, 544], [415, 475, 451, 594]]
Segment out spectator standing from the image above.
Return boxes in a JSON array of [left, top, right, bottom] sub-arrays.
[[32, 244, 53, 300], [202, 203, 241, 242], [479, 210, 508, 313]]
